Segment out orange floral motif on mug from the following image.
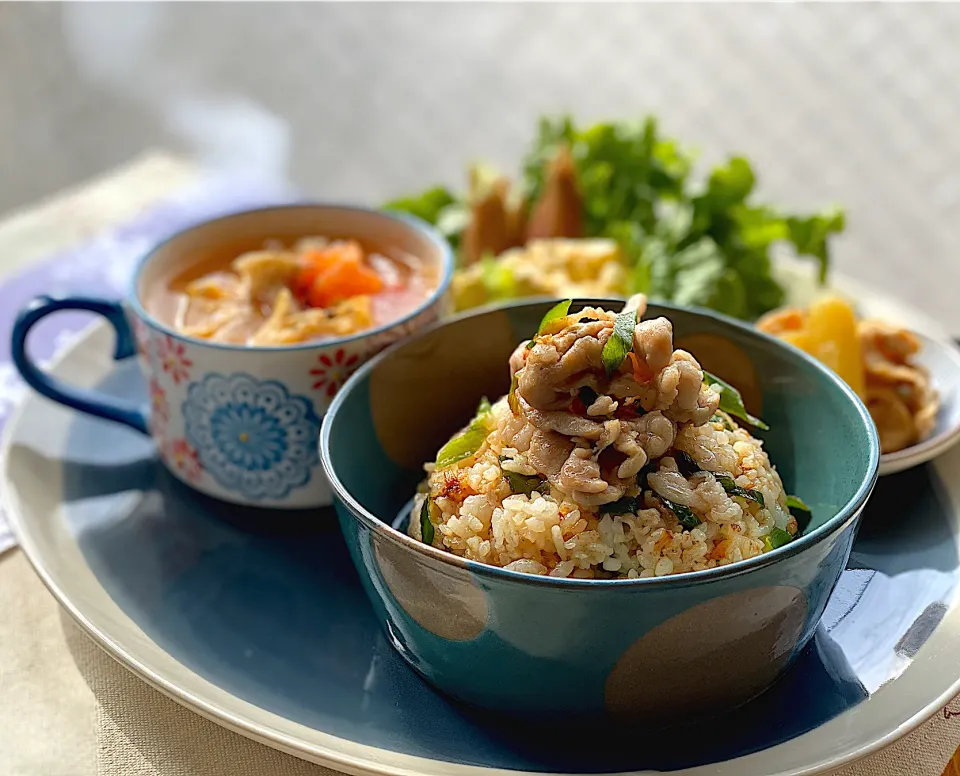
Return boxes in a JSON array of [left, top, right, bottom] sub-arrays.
[[148, 377, 169, 433], [164, 437, 202, 483], [157, 335, 193, 385]]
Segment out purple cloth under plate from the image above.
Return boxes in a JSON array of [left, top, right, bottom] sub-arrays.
[[0, 175, 293, 552]]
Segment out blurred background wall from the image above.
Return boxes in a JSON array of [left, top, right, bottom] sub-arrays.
[[1, 3, 958, 316]]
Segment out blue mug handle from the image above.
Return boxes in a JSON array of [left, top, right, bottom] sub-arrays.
[[11, 295, 150, 435]]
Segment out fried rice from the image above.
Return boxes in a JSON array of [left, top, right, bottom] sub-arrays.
[[410, 296, 798, 579]]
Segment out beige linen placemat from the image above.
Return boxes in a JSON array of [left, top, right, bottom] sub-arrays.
[[85, 636, 960, 776], [89, 637, 960, 776], [3, 539, 958, 776], [0, 550, 97, 776], [4, 535, 959, 776]]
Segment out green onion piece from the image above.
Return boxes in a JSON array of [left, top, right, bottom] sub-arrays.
[[716, 475, 765, 507], [420, 498, 435, 545], [601, 496, 642, 515], [763, 527, 793, 551], [659, 497, 701, 529], [499, 456, 545, 496], [508, 372, 521, 416], [637, 460, 659, 490], [435, 427, 488, 469], [619, 399, 648, 419], [710, 412, 735, 431], [702, 371, 770, 431], [504, 471, 545, 497], [535, 299, 572, 338], [601, 307, 638, 375], [435, 398, 494, 469], [785, 494, 812, 531], [578, 386, 599, 407], [675, 451, 701, 478]]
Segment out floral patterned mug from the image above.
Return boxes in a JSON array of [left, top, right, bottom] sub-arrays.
[[11, 205, 453, 509]]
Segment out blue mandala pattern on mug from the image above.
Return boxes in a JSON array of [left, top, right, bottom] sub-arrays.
[[182, 373, 321, 500]]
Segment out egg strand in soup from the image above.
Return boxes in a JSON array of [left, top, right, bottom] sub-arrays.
[[155, 237, 437, 346]]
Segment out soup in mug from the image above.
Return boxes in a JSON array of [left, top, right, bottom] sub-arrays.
[[146, 236, 439, 346]]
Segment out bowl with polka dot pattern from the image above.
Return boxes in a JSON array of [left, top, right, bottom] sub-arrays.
[[320, 298, 879, 719]]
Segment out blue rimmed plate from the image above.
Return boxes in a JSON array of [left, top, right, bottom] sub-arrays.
[[3, 319, 960, 776]]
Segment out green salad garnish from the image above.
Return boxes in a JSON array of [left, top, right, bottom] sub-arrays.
[[702, 371, 769, 431], [385, 186, 455, 225], [386, 114, 843, 320], [435, 396, 494, 469], [637, 460, 659, 491]]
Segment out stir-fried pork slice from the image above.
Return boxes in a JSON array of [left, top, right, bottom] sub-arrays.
[[517, 317, 612, 411], [633, 317, 674, 373], [527, 429, 575, 484], [559, 448, 608, 494], [519, 395, 606, 440]]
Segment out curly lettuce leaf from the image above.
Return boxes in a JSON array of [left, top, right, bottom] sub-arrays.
[[385, 186, 455, 225], [786, 210, 846, 283], [385, 186, 466, 252], [524, 115, 689, 241], [387, 114, 845, 321]]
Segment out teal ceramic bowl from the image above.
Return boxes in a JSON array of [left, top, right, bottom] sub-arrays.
[[321, 298, 880, 720]]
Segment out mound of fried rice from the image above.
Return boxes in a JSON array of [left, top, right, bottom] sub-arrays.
[[410, 296, 797, 579]]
